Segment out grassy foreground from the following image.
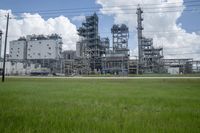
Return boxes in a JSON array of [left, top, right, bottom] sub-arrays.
[[0, 78, 200, 133]]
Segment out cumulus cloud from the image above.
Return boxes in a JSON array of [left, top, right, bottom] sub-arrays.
[[0, 9, 79, 57], [96, 0, 200, 60]]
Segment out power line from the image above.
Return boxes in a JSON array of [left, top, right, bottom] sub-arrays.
[[0, 4, 200, 19], [11, 0, 200, 14], [2, 9, 198, 20], [11, 4, 200, 16], [36, 4, 186, 14]]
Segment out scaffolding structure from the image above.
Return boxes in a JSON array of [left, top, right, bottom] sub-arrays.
[[77, 13, 107, 72], [137, 7, 164, 73], [64, 58, 91, 76], [190, 60, 200, 73], [164, 58, 193, 74], [102, 24, 129, 75], [102, 54, 129, 75], [111, 24, 129, 55]]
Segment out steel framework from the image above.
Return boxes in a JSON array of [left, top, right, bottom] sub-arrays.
[[77, 13, 107, 72], [137, 7, 164, 73]]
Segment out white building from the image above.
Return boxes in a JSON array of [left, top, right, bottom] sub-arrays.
[[168, 67, 180, 75], [9, 34, 63, 61], [27, 39, 62, 60], [9, 40, 27, 60]]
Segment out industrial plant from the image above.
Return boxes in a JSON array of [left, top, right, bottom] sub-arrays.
[[0, 7, 200, 76]]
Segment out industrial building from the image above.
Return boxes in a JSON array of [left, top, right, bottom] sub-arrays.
[[8, 34, 63, 75], [137, 7, 164, 74], [26, 35, 62, 60], [164, 58, 193, 74], [76, 13, 130, 75], [0, 10, 199, 76], [9, 34, 62, 61], [102, 24, 129, 75], [77, 13, 108, 72], [135, 6, 200, 75], [9, 39, 27, 60]]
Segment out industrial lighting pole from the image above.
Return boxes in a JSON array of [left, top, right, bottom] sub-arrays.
[[2, 13, 9, 82]]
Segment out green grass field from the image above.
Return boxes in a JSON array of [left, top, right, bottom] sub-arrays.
[[0, 78, 200, 133]]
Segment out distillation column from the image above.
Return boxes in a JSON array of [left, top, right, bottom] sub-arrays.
[[136, 7, 144, 73]]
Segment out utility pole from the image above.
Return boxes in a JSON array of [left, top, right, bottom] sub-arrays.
[[134, 56, 139, 75], [0, 30, 3, 60], [2, 13, 9, 82]]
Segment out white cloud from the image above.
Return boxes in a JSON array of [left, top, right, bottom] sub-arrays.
[[71, 15, 85, 22], [96, 0, 200, 60], [0, 10, 79, 57]]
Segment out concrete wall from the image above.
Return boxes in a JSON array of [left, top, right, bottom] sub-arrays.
[[9, 40, 27, 60], [0, 61, 41, 75], [0, 62, 24, 75], [27, 39, 62, 60]]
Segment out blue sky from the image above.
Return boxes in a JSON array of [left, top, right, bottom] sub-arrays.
[[0, 0, 200, 59], [0, 0, 199, 32], [178, 0, 200, 33], [0, 0, 114, 44]]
